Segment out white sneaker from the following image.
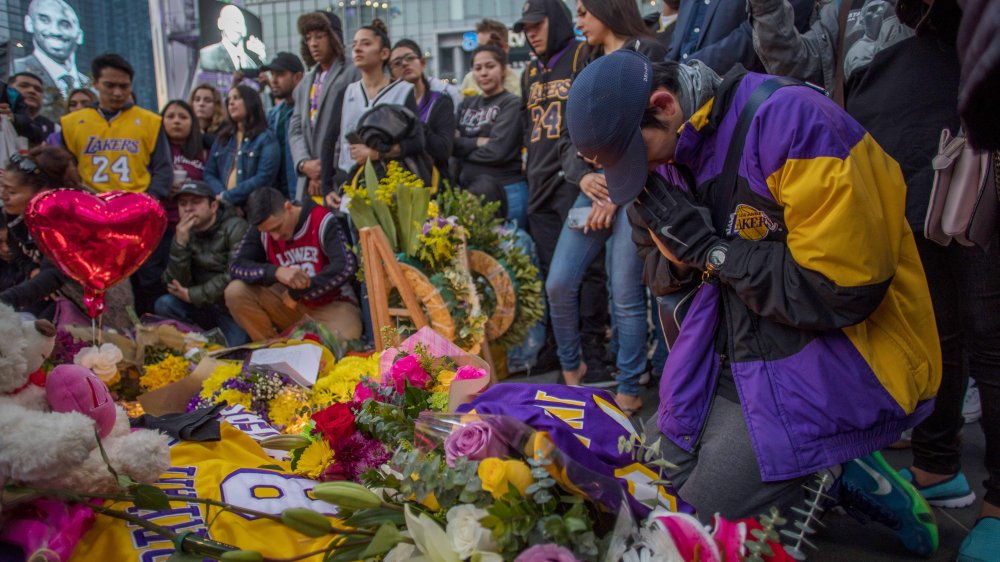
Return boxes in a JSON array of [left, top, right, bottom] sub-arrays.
[[963, 383, 981, 424]]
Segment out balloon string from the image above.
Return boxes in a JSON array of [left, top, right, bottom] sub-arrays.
[[91, 317, 97, 346]]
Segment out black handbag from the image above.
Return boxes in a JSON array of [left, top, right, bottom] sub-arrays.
[[655, 76, 801, 351]]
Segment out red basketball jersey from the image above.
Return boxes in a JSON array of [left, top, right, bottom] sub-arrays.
[[264, 205, 335, 306]]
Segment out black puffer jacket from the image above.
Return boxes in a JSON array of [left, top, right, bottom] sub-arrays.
[[163, 206, 249, 308]]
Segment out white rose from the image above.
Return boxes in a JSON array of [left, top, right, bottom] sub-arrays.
[[74, 343, 123, 382], [445, 505, 493, 560]]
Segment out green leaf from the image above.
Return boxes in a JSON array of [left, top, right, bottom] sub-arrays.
[[131, 484, 171, 511], [361, 522, 405, 557], [364, 160, 380, 202], [397, 183, 422, 257], [326, 543, 368, 562], [117, 474, 136, 489], [343, 507, 406, 528], [564, 517, 587, 533], [257, 464, 283, 471], [539, 515, 563, 538], [347, 196, 378, 229]]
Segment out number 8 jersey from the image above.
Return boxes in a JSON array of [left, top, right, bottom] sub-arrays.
[[61, 106, 163, 193]]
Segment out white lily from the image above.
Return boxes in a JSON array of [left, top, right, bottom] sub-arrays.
[[404, 504, 460, 562]]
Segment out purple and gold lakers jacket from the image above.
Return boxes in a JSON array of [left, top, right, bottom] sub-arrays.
[[658, 71, 941, 481]]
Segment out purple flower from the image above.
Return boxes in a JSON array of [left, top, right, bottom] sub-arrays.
[[444, 421, 509, 467], [186, 394, 208, 412], [52, 330, 88, 364], [320, 431, 392, 482], [513, 544, 580, 562]]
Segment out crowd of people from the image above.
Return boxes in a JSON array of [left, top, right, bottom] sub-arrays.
[[0, 0, 998, 559]]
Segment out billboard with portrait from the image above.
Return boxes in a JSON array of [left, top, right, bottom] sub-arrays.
[[5, 0, 156, 121], [198, 1, 266, 75]]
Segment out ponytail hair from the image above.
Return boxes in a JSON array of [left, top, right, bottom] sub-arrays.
[[362, 18, 391, 50]]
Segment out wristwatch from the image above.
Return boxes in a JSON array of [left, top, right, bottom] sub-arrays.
[[704, 243, 729, 277]]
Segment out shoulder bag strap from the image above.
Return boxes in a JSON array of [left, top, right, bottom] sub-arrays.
[[832, 0, 853, 107], [716, 76, 802, 233]]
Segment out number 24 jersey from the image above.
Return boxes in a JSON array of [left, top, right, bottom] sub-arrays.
[[61, 106, 162, 193]]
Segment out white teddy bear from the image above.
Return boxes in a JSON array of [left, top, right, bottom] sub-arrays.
[[0, 304, 170, 496]]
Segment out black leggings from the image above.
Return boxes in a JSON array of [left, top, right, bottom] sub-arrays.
[[911, 232, 1000, 506]]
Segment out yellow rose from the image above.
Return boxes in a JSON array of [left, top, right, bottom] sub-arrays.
[[503, 460, 533, 495], [432, 369, 456, 393], [477, 458, 509, 500]]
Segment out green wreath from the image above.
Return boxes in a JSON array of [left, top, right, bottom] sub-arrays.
[[436, 187, 544, 349]]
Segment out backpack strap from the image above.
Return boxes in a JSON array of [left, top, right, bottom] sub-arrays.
[[715, 76, 802, 233]]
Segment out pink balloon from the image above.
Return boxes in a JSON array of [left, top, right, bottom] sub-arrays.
[[25, 189, 166, 317], [46, 364, 118, 439]]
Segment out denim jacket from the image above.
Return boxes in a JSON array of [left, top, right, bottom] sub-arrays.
[[267, 102, 297, 199], [205, 128, 280, 206]]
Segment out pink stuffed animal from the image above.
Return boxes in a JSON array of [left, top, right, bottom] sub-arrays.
[[46, 365, 118, 439]]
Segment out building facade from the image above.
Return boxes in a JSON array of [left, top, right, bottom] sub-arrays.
[[243, 0, 555, 82]]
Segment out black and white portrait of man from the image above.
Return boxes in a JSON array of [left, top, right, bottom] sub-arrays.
[[198, 4, 265, 73], [11, 0, 92, 120]]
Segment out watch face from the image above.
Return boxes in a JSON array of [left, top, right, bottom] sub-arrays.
[[708, 247, 727, 268]]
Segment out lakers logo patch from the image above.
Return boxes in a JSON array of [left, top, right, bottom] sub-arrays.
[[729, 204, 779, 241]]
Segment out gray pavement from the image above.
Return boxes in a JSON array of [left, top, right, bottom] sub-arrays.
[[505, 368, 984, 561]]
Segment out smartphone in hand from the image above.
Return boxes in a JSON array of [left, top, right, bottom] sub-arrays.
[[567, 206, 591, 230]]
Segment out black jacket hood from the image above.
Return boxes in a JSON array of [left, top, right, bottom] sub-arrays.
[[529, 0, 577, 63]]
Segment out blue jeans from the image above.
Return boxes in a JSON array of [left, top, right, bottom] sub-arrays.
[[154, 294, 250, 347], [504, 180, 529, 229], [545, 194, 647, 396]]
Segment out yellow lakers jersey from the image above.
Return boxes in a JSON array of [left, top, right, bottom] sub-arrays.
[[61, 106, 162, 193], [71, 408, 339, 562]]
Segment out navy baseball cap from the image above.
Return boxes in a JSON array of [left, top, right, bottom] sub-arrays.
[[567, 49, 653, 205]]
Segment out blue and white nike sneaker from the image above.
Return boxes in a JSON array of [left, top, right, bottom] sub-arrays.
[[835, 451, 939, 556], [899, 468, 977, 508]]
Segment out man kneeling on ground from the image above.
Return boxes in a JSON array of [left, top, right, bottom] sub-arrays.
[[155, 180, 250, 346], [226, 187, 361, 341]]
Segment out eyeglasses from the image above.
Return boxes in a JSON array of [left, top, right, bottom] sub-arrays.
[[390, 53, 420, 69], [8, 153, 51, 184], [9, 153, 40, 176]]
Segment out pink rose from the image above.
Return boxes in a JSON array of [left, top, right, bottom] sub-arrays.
[[353, 379, 375, 403], [387, 355, 430, 393], [455, 365, 487, 381], [444, 421, 509, 466], [513, 545, 580, 562]]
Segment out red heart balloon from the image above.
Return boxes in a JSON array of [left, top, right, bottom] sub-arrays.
[[25, 189, 166, 306]]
